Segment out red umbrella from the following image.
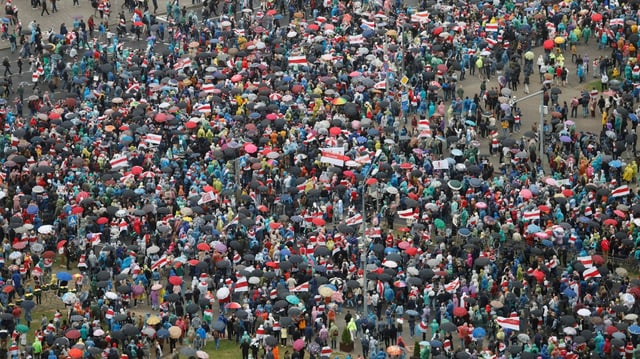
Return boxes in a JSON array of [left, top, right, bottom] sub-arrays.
[[397, 241, 410, 250], [57, 240, 67, 250], [312, 218, 326, 226], [591, 255, 605, 266], [329, 127, 342, 136], [614, 209, 626, 218], [188, 259, 200, 266], [433, 26, 443, 35], [225, 302, 242, 309], [196, 243, 211, 251], [400, 162, 413, 170], [269, 222, 282, 230], [265, 262, 279, 269], [12, 242, 26, 250], [591, 13, 602, 22], [68, 348, 83, 359], [405, 247, 418, 256], [131, 166, 144, 175], [154, 113, 168, 123], [65, 329, 81, 339], [453, 307, 468, 317], [71, 206, 84, 214], [543, 39, 555, 50], [42, 251, 56, 259], [531, 269, 545, 283], [168, 276, 183, 286], [604, 218, 618, 226], [365, 178, 378, 185], [257, 205, 269, 212], [185, 121, 198, 129], [2, 285, 14, 293], [96, 217, 109, 225]]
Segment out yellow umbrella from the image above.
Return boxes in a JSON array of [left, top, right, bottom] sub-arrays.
[[318, 285, 335, 298], [146, 315, 161, 325], [554, 36, 565, 44], [386, 29, 397, 37]]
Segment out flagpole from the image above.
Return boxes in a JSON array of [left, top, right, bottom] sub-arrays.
[[361, 150, 382, 320]]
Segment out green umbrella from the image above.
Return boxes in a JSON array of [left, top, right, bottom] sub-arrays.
[[434, 219, 445, 229], [448, 180, 462, 190], [16, 324, 28, 333]]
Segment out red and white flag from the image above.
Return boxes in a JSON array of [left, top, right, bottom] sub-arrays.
[[198, 191, 217, 205], [496, 316, 520, 331], [109, 156, 129, 170], [361, 19, 375, 29], [320, 148, 348, 166], [410, 11, 430, 23], [583, 267, 602, 279], [293, 281, 310, 292], [201, 84, 215, 93], [195, 103, 211, 113], [288, 55, 308, 66], [485, 23, 499, 32], [145, 134, 162, 145], [445, 278, 460, 293], [374, 81, 387, 90], [126, 82, 140, 93], [345, 213, 363, 226], [151, 256, 168, 271], [398, 208, 417, 220], [348, 34, 365, 44], [523, 210, 540, 221], [610, 18, 624, 26], [365, 227, 381, 238], [235, 276, 249, 292], [612, 185, 630, 198], [87, 233, 101, 245], [577, 256, 593, 268]]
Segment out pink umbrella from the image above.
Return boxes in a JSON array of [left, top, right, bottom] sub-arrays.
[[519, 188, 533, 199], [244, 143, 258, 154], [293, 339, 305, 351], [331, 291, 343, 303]]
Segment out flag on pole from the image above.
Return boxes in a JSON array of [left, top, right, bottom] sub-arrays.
[[577, 256, 593, 268], [445, 278, 460, 293], [234, 276, 249, 292], [198, 191, 216, 205], [523, 210, 540, 221], [288, 56, 308, 66]]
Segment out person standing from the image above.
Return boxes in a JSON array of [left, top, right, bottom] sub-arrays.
[[40, 0, 49, 16], [51, 0, 58, 12], [2, 57, 11, 77]]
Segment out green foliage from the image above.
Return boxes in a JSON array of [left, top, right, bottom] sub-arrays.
[[341, 327, 352, 344]]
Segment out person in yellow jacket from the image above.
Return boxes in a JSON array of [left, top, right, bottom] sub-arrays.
[[623, 161, 637, 183]]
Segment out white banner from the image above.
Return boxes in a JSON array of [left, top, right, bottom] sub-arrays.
[[433, 160, 450, 170]]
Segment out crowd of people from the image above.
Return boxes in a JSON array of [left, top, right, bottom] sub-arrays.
[[0, 0, 639, 357]]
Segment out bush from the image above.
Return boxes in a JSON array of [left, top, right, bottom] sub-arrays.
[[413, 343, 420, 359], [340, 327, 352, 345]]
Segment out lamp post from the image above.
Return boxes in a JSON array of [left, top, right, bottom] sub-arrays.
[[512, 88, 548, 169], [361, 149, 382, 320]]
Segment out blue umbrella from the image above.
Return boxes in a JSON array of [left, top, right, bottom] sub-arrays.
[[0, 18, 9, 23], [430, 340, 442, 348], [368, 128, 379, 136], [562, 288, 577, 298], [527, 224, 541, 233], [26, 204, 39, 215], [472, 327, 487, 338], [578, 216, 591, 223], [249, 112, 261, 119], [384, 247, 399, 254], [609, 160, 623, 168], [559, 135, 572, 143], [629, 324, 640, 335], [157, 328, 170, 338], [56, 272, 73, 281], [458, 227, 471, 236], [356, 136, 367, 144], [541, 240, 554, 247]]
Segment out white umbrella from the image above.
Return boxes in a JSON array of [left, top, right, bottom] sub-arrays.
[[577, 308, 591, 317], [38, 225, 54, 235], [216, 287, 230, 300], [105, 292, 119, 300]]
